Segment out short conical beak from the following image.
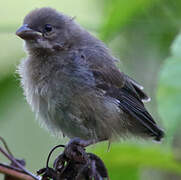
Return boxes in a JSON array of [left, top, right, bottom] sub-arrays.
[[16, 24, 41, 40]]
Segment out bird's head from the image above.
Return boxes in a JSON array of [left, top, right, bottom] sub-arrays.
[[16, 7, 80, 55]]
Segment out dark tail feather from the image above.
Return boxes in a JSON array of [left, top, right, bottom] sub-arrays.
[[119, 89, 164, 141]]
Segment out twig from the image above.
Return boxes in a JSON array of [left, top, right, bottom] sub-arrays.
[[0, 136, 13, 156], [0, 136, 40, 180], [0, 146, 40, 180], [0, 163, 34, 180]]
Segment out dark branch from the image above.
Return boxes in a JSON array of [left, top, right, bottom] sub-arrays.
[[0, 163, 34, 180], [0, 136, 40, 180]]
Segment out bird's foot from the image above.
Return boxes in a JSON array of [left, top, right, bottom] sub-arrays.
[[63, 137, 94, 163]]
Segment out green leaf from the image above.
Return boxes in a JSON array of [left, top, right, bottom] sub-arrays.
[[157, 32, 181, 143], [93, 143, 181, 179], [171, 34, 181, 58], [157, 57, 181, 143], [100, 0, 162, 40]]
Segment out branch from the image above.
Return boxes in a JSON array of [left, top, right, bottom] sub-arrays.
[[0, 163, 34, 180], [0, 136, 40, 180]]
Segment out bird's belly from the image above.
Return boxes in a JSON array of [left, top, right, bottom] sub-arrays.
[[34, 93, 92, 139], [23, 75, 120, 141]]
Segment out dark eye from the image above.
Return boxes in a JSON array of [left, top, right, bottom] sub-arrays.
[[44, 24, 52, 32]]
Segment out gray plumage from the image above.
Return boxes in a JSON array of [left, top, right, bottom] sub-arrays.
[[16, 7, 164, 142]]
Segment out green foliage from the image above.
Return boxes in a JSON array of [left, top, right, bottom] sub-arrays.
[[94, 143, 181, 179], [157, 34, 181, 144], [101, 0, 162, 41]]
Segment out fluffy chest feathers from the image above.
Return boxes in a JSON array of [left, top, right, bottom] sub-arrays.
[[18, 52, 95, 117], [18, 58, 49, 118]]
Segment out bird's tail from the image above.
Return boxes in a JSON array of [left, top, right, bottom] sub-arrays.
[[119, 83, 164, 141]]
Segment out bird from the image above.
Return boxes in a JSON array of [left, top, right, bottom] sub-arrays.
[[16, 7, 164, 146]]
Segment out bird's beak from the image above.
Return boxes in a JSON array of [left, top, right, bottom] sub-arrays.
[[16, 24, 42, 40]]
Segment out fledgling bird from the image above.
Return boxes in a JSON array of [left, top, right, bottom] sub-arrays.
[[16, 7, 164, 144]]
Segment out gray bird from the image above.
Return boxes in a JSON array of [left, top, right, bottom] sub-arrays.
[[16, 7, 164, 145]]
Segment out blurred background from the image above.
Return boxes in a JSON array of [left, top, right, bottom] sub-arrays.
[[0, 0, 181, 179]]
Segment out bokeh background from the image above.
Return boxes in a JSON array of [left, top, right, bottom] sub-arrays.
[[0, 0, 181, 179]]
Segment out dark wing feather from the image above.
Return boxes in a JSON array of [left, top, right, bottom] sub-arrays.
[[125, 75, 150, 102], [82, 48, 164, 141], [91, 67, 164, 141], [119, 85, 164, 141], [82, 48, 125, 88]]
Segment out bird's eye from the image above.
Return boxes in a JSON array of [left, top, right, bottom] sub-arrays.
[[44, 24, 52, 32]]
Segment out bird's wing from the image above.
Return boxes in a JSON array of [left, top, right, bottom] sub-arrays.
[[94, 69, 164, 141], [83, 47, 150, 102], [125, 75, 151, 102], [82, 49, 164, 141], [81, 48, 125, 88]]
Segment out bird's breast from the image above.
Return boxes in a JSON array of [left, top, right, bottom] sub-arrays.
[[18, 55, 95, 112]]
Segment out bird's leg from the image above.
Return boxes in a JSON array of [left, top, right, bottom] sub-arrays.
[[63, 137, 94, 164], [67, 137, 95, 147]]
